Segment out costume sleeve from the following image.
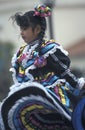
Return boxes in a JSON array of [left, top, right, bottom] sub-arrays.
[[46, 45, 81, 88], [47, 52, 79, 88], [47, 47, 71, 76]]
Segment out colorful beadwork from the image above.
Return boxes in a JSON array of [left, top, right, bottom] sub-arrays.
[[34, 56, 47, 68], [34, 5, 51, 17]]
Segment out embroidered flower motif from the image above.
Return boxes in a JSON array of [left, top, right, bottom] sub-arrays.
[[17, 52, 30, 68], [18, 53, 28, 63], [31, 51, 39, 58], [34, 56, 47, 68]]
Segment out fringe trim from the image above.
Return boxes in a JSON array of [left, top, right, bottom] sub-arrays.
[[77, 77, 85, 90], [9, 68, 19, 84], [0, 103, 6, 130]]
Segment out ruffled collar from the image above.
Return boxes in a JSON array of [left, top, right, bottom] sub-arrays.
[[17, 40, 40, 68]]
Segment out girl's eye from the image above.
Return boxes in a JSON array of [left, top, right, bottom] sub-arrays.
[[20, 27, 27, 30]]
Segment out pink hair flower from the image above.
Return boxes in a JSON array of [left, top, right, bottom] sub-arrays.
[[34, 5, 51, 18]]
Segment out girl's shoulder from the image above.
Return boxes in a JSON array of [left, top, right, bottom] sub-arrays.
[[19, 44, 27, 52], [41, 39, 60, 48], [40, 39, 68, 56], [40, 39, 60, 55], [17, 44, 27, 56]]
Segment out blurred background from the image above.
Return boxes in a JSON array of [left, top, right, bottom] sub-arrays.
[[0, 0, 85, 100]]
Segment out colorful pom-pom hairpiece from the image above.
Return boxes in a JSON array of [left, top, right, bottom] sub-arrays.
[[34, 5, 51, 17]]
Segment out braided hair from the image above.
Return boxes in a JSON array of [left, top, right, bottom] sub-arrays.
[[12, 5, 51, 43]]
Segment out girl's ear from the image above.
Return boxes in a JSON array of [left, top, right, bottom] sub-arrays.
[[35, 25, 41, 35]]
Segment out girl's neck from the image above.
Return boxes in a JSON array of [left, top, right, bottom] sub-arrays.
[[27, 38, 40, 45], [27, 39, 40, 48]]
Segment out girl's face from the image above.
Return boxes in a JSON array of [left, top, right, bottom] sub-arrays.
[[20, 26, 41, 43]]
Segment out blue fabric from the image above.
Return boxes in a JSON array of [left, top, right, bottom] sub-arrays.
[[72, 97, 85, 130], [41, 43, 56, 54]]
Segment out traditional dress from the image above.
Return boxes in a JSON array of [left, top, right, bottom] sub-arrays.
[[0, 39, 82, 130]]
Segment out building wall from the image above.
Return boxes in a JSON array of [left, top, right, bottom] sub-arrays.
[[0, 0, 85, 50], [53, 7, 85, 48], [0, 0, 41, 50], [70, 56, 85, 76]]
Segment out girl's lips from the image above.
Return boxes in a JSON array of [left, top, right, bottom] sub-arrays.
[[22, 36, 25, 40], [22, 36, 28, 42], [22, 36, 27, 42]]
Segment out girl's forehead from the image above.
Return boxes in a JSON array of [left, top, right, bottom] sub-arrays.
[[20, 25, 30, 29], [20, 26, 33, 30]]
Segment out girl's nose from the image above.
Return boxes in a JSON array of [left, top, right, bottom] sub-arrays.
[[20, 28, 22, 33], [20, 28, 24, 36], [20, 30, 23, 36]]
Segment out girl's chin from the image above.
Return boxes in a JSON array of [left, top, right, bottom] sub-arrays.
[[23, 39, 28, 43], [23, 38, 35, 43], [22, 37, 28, 43]]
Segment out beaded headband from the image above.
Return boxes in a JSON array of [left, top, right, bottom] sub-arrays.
[[34, 5, 51, 17]]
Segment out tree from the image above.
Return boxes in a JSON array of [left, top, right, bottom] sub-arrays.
[[0, 41, 14, 100]]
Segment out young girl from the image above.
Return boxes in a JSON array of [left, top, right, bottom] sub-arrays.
[[0, 5, 85, 130], [10, 5, 85, 90]]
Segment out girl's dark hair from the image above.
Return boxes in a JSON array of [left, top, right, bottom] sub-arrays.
[[12, 11, 46, 41]]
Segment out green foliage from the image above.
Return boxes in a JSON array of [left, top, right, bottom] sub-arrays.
[[0, 41, 14, 100]]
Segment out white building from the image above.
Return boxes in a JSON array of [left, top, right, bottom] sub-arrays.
[[0, 0, 85, 51]]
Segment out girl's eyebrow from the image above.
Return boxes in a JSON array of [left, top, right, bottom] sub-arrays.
[[20, 26, 28, 30]]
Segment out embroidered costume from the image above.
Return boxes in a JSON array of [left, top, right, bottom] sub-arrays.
[[0, 39, 84, 130], [11, 39, 82, 90], [0, 4, 85, 130]]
